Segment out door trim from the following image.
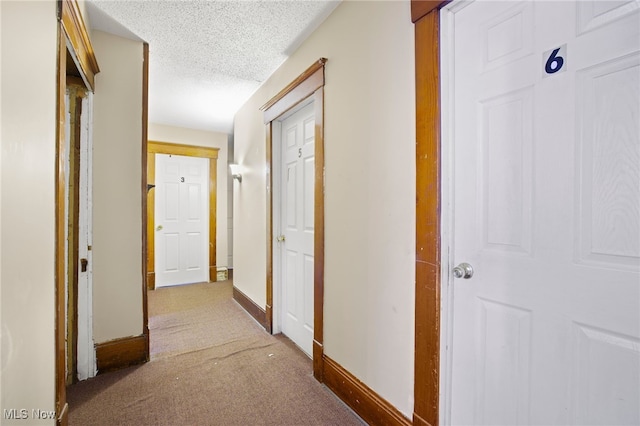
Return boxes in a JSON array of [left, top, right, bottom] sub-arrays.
[[65, 79, 86, 386], [60, 0, 99, 91], [411, 2, 449, 426], [146, 141, 220, 290], [56, 26, 68, 426], [437, 5, 458, 423], [262, 58, 326, 381], [56, 1, 100, 424], [141, 42, 150, 364]]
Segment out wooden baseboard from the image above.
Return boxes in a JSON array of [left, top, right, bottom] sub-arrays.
[[146, 272, 155, 290], [265, 304, 273, 334], [95, 334, 148, 374], [56, 402, 68, 426], [232, 286, 267, 329], [323, 356, 412, 426], [413, 412, 431, 426], [228, 268, 233, 280], [313, 340, 324, 382]]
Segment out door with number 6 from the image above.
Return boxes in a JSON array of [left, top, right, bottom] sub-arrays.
[[441, 1, 640, 424]]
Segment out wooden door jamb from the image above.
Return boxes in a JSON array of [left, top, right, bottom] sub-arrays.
[[411, 1, 450, 425]]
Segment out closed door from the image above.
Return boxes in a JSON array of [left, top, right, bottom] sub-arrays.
[[444, 1, 639, 424], [279, 102, 315, 356], [155, 154, 209, 287]]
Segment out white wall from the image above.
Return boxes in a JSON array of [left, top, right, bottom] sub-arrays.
[[233, 0, 416, 416], [148, 123, 230, 268], [91, 31, 144, 344], [0, 0, 3, 411], [0, 1, 58, 423]]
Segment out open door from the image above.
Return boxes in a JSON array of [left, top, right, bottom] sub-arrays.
[[65, 78, 97, 384], [56, 1, 100, 423]]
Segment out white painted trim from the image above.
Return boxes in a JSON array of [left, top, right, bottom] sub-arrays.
[[64, 91, 71, 380], [77, 92, 96, 380], [439, 1, 472, 423], [272, 119, 283, 334]]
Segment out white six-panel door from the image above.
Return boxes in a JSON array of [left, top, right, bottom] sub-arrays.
[[155, 154, 209, 287], [279, 102, 315, 356], [443, 1, 640, 424]]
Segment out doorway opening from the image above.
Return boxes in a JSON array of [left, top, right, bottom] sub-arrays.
[[262, 58, 327, 380], [271, 99, 316, 357], [64, 76, 96, 386], [55, 0, 101, 421], [146, 141, 219, 291]]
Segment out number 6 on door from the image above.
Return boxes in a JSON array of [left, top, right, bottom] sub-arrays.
[[543, 44, 567, 77]]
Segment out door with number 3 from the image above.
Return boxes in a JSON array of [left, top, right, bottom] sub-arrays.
[[155, 154, 209, 288], [442, 1, 640, 424]]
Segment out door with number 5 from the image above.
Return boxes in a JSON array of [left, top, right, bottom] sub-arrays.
[[275, 101, 315, 357]]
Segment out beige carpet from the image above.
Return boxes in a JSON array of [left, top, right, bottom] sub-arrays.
[[67, 281, 364, 426]]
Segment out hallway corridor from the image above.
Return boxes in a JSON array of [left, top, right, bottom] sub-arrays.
[[67, 281, 364, 425]]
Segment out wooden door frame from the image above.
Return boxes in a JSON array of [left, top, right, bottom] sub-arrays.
[[65, 79, 88, 386], [411, 1, 451, 426], [262, 58, 327, 381], [56, 1, 100, 424], [146, 141, 220, 290]]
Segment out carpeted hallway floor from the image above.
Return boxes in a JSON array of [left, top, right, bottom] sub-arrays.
[[67, 280, 364, 425]]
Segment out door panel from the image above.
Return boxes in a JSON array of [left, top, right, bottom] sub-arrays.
[[286, 250, 299, 320], [480, 87, 533, 254], [164, 233, 179, 272], [446, 1, 640, 424], [76, 93, 96, 380], [304, 158, 315, 231], [279, 102, 315, 356], [303, 254, 314, 333], [577, 53, 640, 268], [155, 154, 209, 287]]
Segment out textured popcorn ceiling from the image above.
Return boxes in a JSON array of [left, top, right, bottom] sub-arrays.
[[87, 0, 340, 133]]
